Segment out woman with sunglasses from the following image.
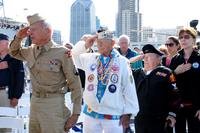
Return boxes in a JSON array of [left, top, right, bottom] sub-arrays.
[[162, 36, 181, 67], [170, 27, 200, 133]]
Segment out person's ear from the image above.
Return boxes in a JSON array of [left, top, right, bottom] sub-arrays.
[[111, 40, 115, 47]]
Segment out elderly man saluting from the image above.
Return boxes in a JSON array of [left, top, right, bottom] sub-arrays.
[[72, 28, 139, 133], [9, 13, 82, 133], [132, 44, 178, 133]]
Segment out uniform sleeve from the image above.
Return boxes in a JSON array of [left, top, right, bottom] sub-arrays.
[[122, 59, 139, 116], [62, 54, 83, 115], [72, 41, 88, 69], [167, 70, 181, 115], [9, 37, 31, 61]]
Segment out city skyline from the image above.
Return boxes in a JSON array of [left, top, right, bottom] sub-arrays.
[[2, 0, 200, 42], [70, 0, 96, 44], [116, 0, 142, 42]]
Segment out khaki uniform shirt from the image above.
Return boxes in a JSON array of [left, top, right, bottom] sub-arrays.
[[9, 37, 82, 114]]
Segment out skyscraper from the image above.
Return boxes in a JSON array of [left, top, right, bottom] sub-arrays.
[[52, 30, 62, 45], [96, 16, 100, 31], [70, 0, 96, 44], [116, 0, 142, 43]]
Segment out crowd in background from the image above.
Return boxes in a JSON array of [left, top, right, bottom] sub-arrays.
[[0, 13, 200, 133]]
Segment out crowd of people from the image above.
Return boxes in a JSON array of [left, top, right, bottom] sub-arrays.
[[0, 13, 200, 133]]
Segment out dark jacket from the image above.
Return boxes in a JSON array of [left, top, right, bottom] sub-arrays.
[[132, 66, 178, 120], [170, 49, 200, 111], [0, 54, 24, 99]]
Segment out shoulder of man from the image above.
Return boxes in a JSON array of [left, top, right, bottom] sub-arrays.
[[51, 45, 69, 55], [80, 52, 99, 59], [128, 48, 138, 56], [8, 55, 23, 65]]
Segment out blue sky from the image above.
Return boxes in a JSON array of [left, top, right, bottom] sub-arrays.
[[2, 0, 200, 42]]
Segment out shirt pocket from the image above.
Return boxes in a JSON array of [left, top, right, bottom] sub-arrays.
[[48, 64, 60, 72], [39, 59, 61, 72]]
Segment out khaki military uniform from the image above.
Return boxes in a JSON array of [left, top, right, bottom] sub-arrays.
[[9, 38, 82, 133]]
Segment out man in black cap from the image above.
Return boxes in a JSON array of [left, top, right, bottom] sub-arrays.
[[132, 44, 179, 133], [0, 33, 24, 132]]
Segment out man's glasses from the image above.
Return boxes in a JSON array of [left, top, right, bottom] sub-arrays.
[[178, 34, 191, 40], [165, 43, 175, 47]]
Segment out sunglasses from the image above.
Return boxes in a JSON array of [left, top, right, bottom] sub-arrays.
[[165, 43, 175, 47], [178, 34, 191, 40]]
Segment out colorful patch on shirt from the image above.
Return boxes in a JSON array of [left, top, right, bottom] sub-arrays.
[[49, 59, 59, 65], [87, 106, 92, 113], [110, 74, 118, 83], [90, 64, 97, 71], [169, 73, 176, 83], [108, 84, 117, 93], [192, 62, 199, 69], [87, 84, 94, 91], [88, 74, 95, 82], [156, 71, 167, 77], [111, 64, 119, 72]]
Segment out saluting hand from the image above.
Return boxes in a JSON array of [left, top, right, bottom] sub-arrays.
[[85, 35, 97, 49], [174, 63, 191, 74], [16, 27, 29, 39], [64, 114, 79, 132], [166, 115, 176, 127], [64, 49, 72, 58]]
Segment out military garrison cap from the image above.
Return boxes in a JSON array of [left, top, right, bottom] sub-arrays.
[[142, 44, 164, 56], [27, 13, 45, 25], [97, 30, 114, 40]]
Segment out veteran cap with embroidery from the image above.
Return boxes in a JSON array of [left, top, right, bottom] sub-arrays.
[[97, 30, 114, 40], [0, 33, 9, 41], [142, 44, 164, 56], [27, 13, 45, 25]]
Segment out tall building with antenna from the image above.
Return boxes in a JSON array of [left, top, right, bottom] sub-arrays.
[[116, 0, 142, 43], [70, 0, 96, 44]]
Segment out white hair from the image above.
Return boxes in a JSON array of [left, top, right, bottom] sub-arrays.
[[118, 34, 130, 45]]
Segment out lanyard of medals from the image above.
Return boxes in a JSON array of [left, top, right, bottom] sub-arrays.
[[97, 55, 112, 84]]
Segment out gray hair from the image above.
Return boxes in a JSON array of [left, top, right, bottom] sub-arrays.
[[40, 20, 52, 29], [118, 34, 130, 45]]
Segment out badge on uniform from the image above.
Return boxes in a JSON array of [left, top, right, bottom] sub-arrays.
[[87, 84, 94, 91], [88, 74, 95, 82], [108, 84, 117, 93], [110, 74, 118, 83], [87, 106, 92, 113], [90, 64, 97, 71], [169, 73, 176, 83], [111, 64, 119, 72], [49, 59, 59, 65], [192, 62, 199, 69]]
